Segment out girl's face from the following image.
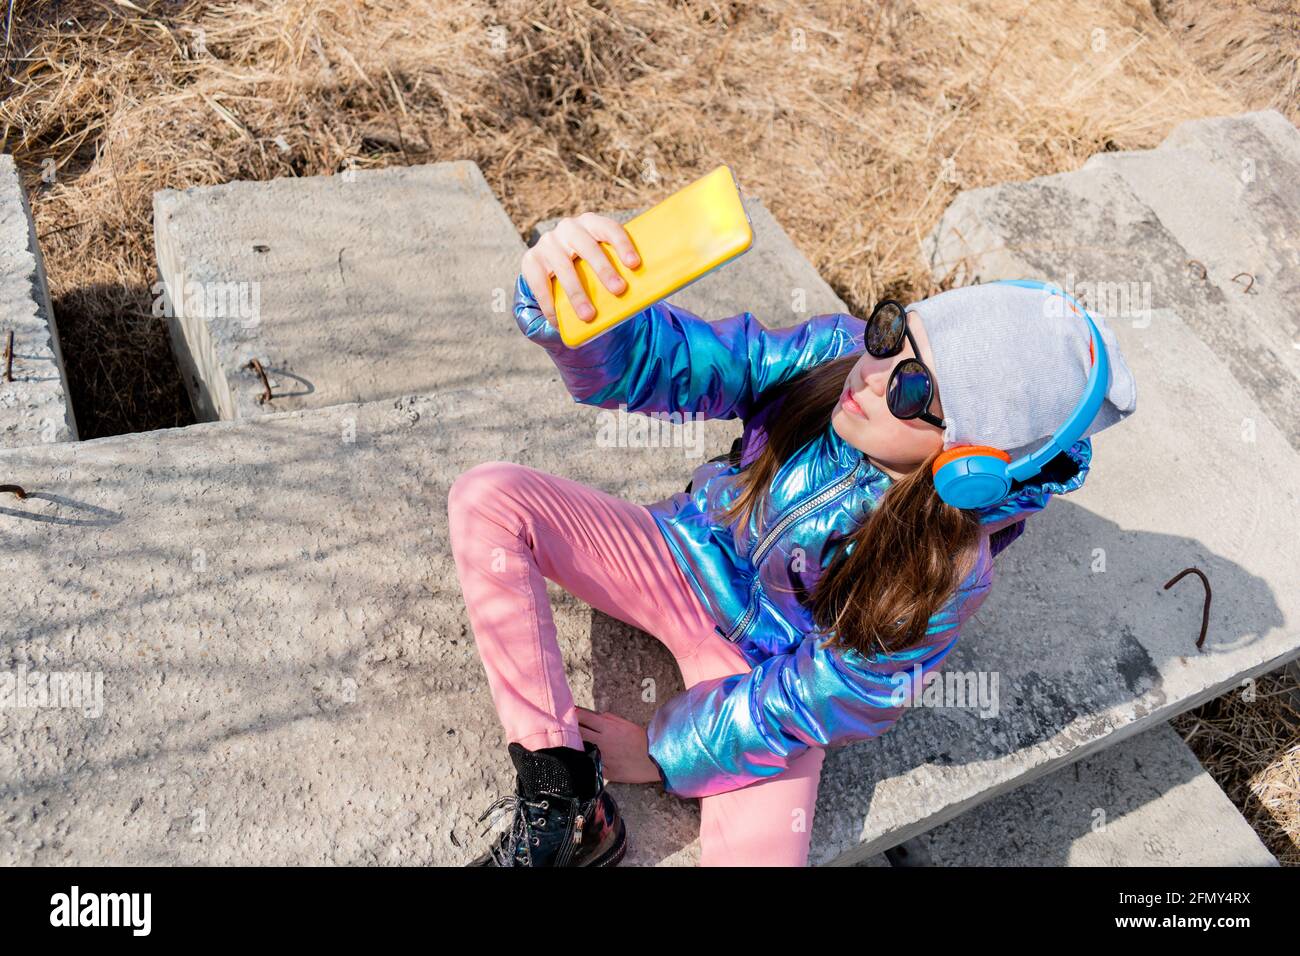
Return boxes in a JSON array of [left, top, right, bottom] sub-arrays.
[[831, 308, 947, 481]]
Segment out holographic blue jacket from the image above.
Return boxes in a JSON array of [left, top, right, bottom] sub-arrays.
[[513, 274, 1093, 799]]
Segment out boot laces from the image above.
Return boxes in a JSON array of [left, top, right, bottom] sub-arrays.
[[475, 792, 551, 867]]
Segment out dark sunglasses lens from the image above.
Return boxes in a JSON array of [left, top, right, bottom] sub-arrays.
[[888, 360, 931, 418], [867, 302, 905, 357]]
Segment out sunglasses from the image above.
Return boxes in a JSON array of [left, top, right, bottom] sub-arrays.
[[864, 299, 945, 429]]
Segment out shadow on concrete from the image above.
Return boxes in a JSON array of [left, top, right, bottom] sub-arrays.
[[0, 492, 123, 526], [256, 366, 316, 403]]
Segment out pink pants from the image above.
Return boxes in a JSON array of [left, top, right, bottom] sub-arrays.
[[447, 460, 826, 866]]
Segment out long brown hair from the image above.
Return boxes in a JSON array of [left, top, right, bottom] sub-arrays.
[[717, 353, 983, 658]]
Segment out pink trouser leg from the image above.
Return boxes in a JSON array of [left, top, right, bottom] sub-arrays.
[[447, 460, 714, 750], [447, 459, 825, 866]]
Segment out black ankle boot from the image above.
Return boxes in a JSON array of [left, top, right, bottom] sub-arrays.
[[468, 740, 627, 867]]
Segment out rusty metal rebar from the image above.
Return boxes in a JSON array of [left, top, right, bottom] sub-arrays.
[[1163, 566, 1211, 650], [1231, 271, 1255, 294], [246, 357, 273, 404], [3, 330, 12, 383], [0, 484, 27, 499], [1187, 259, 1208, 281]]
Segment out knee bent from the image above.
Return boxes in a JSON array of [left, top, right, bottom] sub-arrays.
[[447, 460, 530, 528]]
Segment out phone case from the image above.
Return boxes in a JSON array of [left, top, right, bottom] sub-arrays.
[[552, 164, 754, 348]]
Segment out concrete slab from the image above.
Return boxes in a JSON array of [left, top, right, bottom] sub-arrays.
[[152, 161, 537, 422], [0, 155, 77, 447], [922, 162, 1300, 451], [1082, 111, 1300, 385], [889, 722, 1278, 866], [0, 301, 1295, 865], [1161, 110, 1300, 247], [0, 388, 738, 865], [530, 194, 849, 323]]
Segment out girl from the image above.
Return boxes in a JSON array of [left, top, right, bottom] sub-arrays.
[[449, 212, 1137, 867]]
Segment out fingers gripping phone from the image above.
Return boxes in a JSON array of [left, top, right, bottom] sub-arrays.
[[551, 165, 754, 347]]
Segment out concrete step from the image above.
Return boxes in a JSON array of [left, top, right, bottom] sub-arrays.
[[1161, 109, 1300, 252], [1082, 110, 1300, 387], [152, 161, 535, 422], [530, 194, 849, 323], [922, 156, 1300, 452], [0, 289, 1295, 865], [0, 155, 77, 447], [153, 169, 847, 426], [888, 722, 1278, 866], [914, 111, 1299, 866]]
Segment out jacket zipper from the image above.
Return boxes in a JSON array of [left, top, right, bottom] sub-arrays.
[[722, 456, 868, 643]]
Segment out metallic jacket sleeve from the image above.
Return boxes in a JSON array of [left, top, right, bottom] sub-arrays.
[[514, 273, 863, 419], [645, 549, 996, 799]]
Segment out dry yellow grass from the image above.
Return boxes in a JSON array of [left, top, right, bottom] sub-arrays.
[[0, 0, 1295, 860], [0, 0, 1251, 435], [1172, 670, 1300, 865], [1152, 0, 1300, 123]]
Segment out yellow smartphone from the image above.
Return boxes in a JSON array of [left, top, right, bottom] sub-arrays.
[[552, 164, 754, 348]]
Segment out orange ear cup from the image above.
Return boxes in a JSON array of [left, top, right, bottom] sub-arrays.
[[931, 444, 1012, 476]]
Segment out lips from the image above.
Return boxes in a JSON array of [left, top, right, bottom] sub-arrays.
[[840, 387, 867, 419]]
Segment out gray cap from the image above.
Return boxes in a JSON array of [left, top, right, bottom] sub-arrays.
[[907, 282, 1138, 462]]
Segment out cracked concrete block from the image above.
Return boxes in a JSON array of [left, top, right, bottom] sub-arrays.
[[923, 160, 1300, 452], [0, 155, 77, 447], [889, 722, 1277, 866], [1083, 110, 1300, 386], [153, 161, 539, 422], [0, 293, 1294, 865], [1161, 109, 1300, 236]]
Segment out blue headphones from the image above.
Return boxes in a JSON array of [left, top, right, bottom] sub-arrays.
[[930, 278, 1111, 510]]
